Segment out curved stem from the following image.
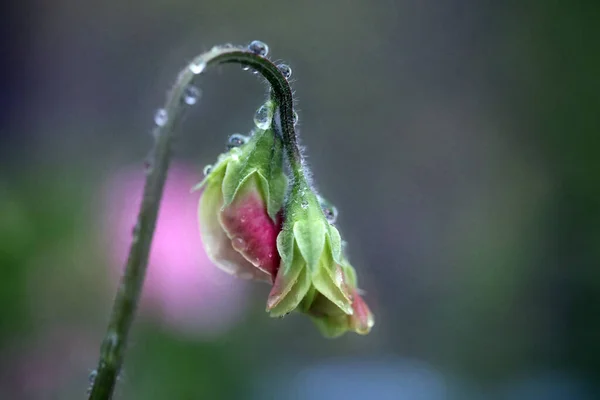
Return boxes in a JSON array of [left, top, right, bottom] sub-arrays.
[[88, 44, 301, 400]]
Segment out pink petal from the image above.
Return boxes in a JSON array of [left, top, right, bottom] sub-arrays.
[[198, 181, 271, 283], [220, 189, 282, 281], [349, 289, 374, 334]]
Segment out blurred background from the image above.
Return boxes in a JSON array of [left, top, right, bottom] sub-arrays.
[[1, 1, 599, 399]]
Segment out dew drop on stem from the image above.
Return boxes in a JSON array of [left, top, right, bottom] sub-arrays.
[[189, 61, 206, 75], [183, 85, 201, 105], [254, 103, 272, 130], [277, 63, 292, 79], [248, 40, 269, 57], [154, 109, 168, 126]]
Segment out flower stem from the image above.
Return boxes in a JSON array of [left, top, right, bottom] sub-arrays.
[[88, 44, 301, 400]]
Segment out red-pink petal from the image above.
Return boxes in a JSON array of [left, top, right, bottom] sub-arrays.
[[349, 289, 374, 334], [220, 190, 281, 281]]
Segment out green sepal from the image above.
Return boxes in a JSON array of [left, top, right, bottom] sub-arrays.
[[305, 292, 351, 338], [276, 224, 295, 271], [311, 241, 353, 315], [268, 245, 311, 317], [221, 128, 286, 221], [327, 224, 343, 263], [273, 178, 353, 317], [311, 315, 350, 338], [293, 219, 326, 274]]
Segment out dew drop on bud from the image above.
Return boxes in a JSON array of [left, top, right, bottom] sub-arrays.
[[227, 133, 248, 149], [232, 237, 248, 252], [293, 111, 299, 126], [189, 61, 206, 75], [277, 63, 292, 79], [318, 196, 338, 223], [248, 40, 269, 57], [301, 200, 309, 209], [254, 103, 272, 130], [154, 109, 168, 127], [183, 85, 201, 105], [323, 204, 338, 224], [203, 165, 213, 176]]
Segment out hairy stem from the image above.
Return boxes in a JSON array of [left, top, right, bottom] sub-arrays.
[[88, 44, 301, 400]]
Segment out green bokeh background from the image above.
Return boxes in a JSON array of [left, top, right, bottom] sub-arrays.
[[1, 1, 599, 399]]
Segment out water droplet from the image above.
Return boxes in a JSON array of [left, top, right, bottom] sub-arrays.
[[240, 65, 259, 75], [227, 133, 248, 149], [301, 200, 309, 209], [102, 332, 119, 353], [323, 204, 338, 224], [203, 165, 213, 176], [154, 109, 168, 126], [335, 267, 344, 285], [222, 43, 234, 49], [183, 85, 201, 105], [367, 316, 375, 328], [87, 369, 97, 395], [189, 61, 206, 75], [248, 40, 269, 57], [318, 196, 338, 223], [293, 111, 299, 126], [88, 370, 97, 384], [277, 63, 292, 79], [232, 237, 248, 252], [131, 223, 140, 236], [254, 103, 273, 129]]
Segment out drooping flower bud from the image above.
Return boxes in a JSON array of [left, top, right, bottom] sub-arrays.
[[195, 120, 287, 283], [266, 179, 374, 336]]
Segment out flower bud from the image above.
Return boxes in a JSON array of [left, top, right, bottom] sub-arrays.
[[195, 126, 287, 282], [266, 180, 374, 336]]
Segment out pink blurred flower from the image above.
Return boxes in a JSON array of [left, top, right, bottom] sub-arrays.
[[102, 163, 249, 337]]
